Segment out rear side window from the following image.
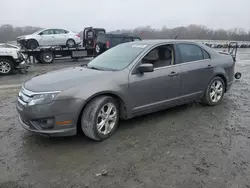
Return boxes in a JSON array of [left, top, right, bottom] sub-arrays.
[[177, 44, 204, 63], [54, 29, 68, 34], [123, 38, 133, 43], [96, 35, 107, 43], [110, 37, 123, 47], [133, 38, 141, 41]]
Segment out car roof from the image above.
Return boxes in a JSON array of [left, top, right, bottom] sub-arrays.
[[127, 39, 218, 55], [128, 39, 212, 48], [128, 39, 202, 45]]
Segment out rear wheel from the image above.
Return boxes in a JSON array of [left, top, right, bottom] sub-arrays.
[[0, 58, 14, 75], [81, 96, 119, 141], [202, 76, 225, 106], [40, 52, 54, 64], [66, 39, 76, 48], [27, 39, 39, 49]]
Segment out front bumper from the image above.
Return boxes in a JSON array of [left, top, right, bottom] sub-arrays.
[[16, 97, 84, 137], [19, 115, 76, 137]]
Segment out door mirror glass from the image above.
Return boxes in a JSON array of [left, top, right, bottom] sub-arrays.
[[138, 63, 154, 73]]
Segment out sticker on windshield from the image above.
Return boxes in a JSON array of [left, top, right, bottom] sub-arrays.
[[132, 44, 147, 48]]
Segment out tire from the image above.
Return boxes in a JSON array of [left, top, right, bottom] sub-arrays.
[[0, 58, 14, 75], [27, 39, 39, 49], [95, 42, 105, 56], [66, 39, 76, 48], [81, 96, 119, 141], [202, 76, 225, 106], [40, 52, 54, 64]]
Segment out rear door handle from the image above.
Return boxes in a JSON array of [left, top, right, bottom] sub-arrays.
[[207, 64, 213, 69], [168, 71, 179, 76]]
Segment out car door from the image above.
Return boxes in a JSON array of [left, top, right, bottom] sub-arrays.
[[53, 29, 68, 45], [129, 44, 181, 115], [39, 29, 56, 46], [176, 43, 214, 102]]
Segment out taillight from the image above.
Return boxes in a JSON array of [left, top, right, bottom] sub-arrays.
[[76, 34, 81, 38], [106, 40, 110, 48]]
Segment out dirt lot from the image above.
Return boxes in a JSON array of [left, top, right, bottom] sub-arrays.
[[0, 52, 250, 188]]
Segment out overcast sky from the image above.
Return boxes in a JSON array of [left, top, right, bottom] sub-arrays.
[[1, 0, 250, 32]]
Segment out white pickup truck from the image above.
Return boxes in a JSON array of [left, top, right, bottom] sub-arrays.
[[0, 43, 27, 75]]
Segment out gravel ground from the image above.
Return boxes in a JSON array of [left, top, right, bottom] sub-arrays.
[[0, 53, 250, 188]]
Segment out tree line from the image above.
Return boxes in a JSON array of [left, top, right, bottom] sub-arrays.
[[1, 24, 250, 43]]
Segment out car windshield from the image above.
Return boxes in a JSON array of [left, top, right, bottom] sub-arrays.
[[87, 43, 147, 71], [32, 29, 45, 34]]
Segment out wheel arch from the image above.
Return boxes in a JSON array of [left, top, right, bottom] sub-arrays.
[[214, 73, 228, 92], [27, 38, 39, 49], [76, 92, 128, 133], [66, 38, 76, 44], [0, 56, 16, 64], [27, 38, 39, 43]]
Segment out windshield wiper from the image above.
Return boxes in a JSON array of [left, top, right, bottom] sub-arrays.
[[87, 66, 103, 70], [84, 64, 117, 71]]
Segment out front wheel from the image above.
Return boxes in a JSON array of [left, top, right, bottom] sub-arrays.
[[81, 96, 119, 141], [202, 76, 225, 106], [0, 58, 14, 75]]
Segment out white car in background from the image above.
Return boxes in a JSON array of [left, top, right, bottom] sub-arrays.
[[0, 43, 27, 75], [17, 28, 81, 49]]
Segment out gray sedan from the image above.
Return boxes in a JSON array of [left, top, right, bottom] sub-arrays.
[[16, 40, 236, 141]]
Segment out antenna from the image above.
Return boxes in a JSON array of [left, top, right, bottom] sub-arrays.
[[174, 29, 182, 39]]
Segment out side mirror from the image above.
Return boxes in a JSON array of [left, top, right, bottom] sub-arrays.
[[138, 63, 154, 73]]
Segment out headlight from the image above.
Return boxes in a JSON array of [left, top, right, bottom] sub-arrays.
[[28, 92, 60, 106]]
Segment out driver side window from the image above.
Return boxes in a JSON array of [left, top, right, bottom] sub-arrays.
[[142, 44, 175, 69]]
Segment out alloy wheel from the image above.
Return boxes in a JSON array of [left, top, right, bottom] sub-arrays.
[[96, 103, 117, 135]]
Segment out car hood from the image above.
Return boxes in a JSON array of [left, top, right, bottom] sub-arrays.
[[17, 34, 34, 40], [17, 35, 28, 39], [24, 66, 113, 92], [0, 46, 18, 53]]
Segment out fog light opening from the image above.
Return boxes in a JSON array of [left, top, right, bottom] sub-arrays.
[[32, 118, 55, 129]]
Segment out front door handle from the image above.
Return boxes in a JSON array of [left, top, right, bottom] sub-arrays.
[[168, 71, 179, 76]]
